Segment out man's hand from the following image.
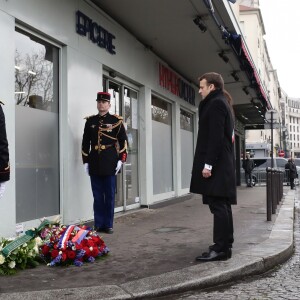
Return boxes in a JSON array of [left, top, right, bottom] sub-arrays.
[[202, 168, 212, 178], [115, 160, 123, 175], [84, 163, 89, 175]]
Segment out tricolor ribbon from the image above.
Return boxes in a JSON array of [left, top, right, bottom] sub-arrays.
[[58, 225, 75, 250], [72, 229, 89, 245]]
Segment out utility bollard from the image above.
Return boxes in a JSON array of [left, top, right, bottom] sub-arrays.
[[266, 168, 272, 221], [271, 169, 277, 214]]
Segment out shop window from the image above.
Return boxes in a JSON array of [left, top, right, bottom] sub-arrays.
[[180, 109, 194, 189], [151, 96, 171, 125], [15, 28, 59, 112], [15, 28, 60, 222], [151, 96, 173, 194], [180, 109, 193, 132]]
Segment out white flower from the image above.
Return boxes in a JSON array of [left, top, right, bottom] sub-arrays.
[[28, 251, 33, 257], [35, 237, 42, 246], [89, 247, 93, 251], [22, 243, 28, 248], [33, 245, 39, 254], [8, 261, 16, 269], [0, 254, 5, 265]]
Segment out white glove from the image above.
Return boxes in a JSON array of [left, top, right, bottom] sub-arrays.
[[115, 160, 123, 175], [0, 182, 6, 199], [84, 163, 89, 175]]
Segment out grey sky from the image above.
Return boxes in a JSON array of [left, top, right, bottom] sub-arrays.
[[259, 0, 300, 98]]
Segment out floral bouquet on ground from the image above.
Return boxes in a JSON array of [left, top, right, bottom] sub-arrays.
[[38, 223, 109, 267], [0, 236, 41, 275]]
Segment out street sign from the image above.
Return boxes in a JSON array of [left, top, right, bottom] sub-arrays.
[[265, 109, 279, 123]]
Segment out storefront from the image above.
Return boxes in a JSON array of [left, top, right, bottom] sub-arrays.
[[0, 0, 199, 237]]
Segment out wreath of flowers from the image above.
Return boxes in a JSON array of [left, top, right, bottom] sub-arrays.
[[0, 220, 110, 275], [38, 223, 109, 267], [0, 237, 41, 275]]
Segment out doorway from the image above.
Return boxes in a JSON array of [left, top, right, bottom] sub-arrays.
[[103, 77, 139, 211]]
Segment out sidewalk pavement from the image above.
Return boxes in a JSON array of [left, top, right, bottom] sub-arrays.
[[0, 186, 295, 300]]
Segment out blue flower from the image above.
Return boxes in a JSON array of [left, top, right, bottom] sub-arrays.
[[74, 260, 83, 267]]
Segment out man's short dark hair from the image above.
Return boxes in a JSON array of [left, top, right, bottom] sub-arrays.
[[199, 72, 224, 90]]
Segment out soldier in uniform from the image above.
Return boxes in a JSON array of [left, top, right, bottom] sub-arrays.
[[0, 101, 10, 199], [82, 92, 128, 234]]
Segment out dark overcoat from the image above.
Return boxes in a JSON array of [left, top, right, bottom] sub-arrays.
[[190, 89, 237, 204], [0, 104, 10, 182], [286, 161, 297, 179], [81, 112, 128, 176]]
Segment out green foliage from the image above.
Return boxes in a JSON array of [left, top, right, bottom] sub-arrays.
[[0, 236, 41, 276]]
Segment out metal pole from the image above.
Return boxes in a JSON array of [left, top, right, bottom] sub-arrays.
[[271, 111, 274, 168], [266, 168, 272, 221]]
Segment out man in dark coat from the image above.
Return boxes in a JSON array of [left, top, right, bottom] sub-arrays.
[[190, 72, 236, 262], [82, 92, 128, 234], [0, 101, 10, 199], [285, 158, 297, 189], [242, 154, 255, 187]]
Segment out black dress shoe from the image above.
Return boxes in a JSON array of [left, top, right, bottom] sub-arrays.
[[104, 228, 114, 234], [195, 250, 228, 262], [94, 227, 105, 233], [202, 247, 232, 259]]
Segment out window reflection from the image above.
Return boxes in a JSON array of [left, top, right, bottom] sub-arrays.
[[151, 96, 171, 125], [180, 109, 193, 132], [15, 29, 59, 113]]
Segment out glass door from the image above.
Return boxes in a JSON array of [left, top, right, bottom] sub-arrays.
[[124, 87, 139, 207], [103, 78, 139, 210]]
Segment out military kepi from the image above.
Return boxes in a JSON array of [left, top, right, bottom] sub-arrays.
[[96, 92, 111, 102]]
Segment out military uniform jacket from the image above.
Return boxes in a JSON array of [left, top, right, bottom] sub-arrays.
[[82, 112, 128, 176], [0, 104, 10, 182], [190, 89, 237, 204]]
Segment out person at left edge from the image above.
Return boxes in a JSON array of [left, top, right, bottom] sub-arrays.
[[0, 101, 10, 199], [81, 92, 128, 234]]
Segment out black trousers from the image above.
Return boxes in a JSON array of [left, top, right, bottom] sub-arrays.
[[290, 177, 295, 189], [245, 172, 252, 186], [207, 196, 234, 253]]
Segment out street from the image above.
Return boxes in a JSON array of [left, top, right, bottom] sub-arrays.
[[158, 189, 299, 300]]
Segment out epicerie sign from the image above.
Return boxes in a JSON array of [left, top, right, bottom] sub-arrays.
[[76, 10, 116, 55]]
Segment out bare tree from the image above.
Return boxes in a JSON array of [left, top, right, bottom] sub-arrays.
[[15, 49, 53, 109]]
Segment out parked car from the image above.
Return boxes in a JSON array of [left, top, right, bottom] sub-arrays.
[[293, 158, 300, 167], [241, 157, 299, 185]]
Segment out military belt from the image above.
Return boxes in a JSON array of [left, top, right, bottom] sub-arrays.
[[94, 144, 115, 151]]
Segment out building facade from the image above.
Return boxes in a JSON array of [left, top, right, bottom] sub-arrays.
[[283, 96, 300, 158], [0, 0, 270, 237], [236, 0, 282, 156], [1, 0, 202, 236]]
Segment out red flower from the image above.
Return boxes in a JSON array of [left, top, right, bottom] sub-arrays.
[[41, 245, 50, 255], [67, 250, 76, 260], [61, 252, 67, 261], [87, 239, 94, 247], [75, 243, 83, 250], [83, 246, 91, 257], [99, 244, 106, 252], [51, 249, 59, 258], [81, 239, 88, 246], [91, 248, 99, 257], [91, 236, 101, 245]]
